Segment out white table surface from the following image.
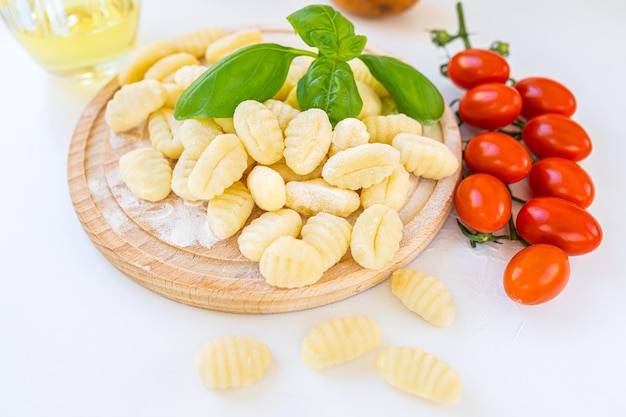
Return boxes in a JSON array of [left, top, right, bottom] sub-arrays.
[[2, 0, 625, 416]]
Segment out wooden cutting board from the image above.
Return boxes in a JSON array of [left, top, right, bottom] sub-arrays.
[[67, 32, 462, 314]]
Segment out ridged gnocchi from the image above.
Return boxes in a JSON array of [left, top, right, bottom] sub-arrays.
[[143, 52, 199, 82], [391, 268, 455, 327], [301, 213, 352, 271], [194, 335, 272, 389], [187, 133, 248, 200], [360, 163, 411, 211], [170, 27, 228, 58], [246, 165, 286, 212], [119, 148, 172, 202], [301, 316, 381, 369], [322, 143, 400, 190], [147, 108, 184, 159], [179, 118, 222, 159], [207, 181, 255, 239], [173, 64, 209, 89], [376, 346, 462, 404], [233, 100, 284, 165], [351, 204, 403, 269], [105, 79, 167, 133], [259, 236, 324, 288], [205, 28, 262, 64], [363, 113, 423, 145], [392, 133, 460, 180], [329, 117, 370, 156], [237, 208, 302, 262], [263, 99, 300, 132], [117, 40, 179, 85], [356, 81, 382, 119], [170, 150, 200, 203], [284, 108, 333, 175], [285, 178, 361, 217]]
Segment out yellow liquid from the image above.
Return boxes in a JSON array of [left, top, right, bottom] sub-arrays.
[[9, 0, 140, 79]]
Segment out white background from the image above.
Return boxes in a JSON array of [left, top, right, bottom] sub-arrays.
[[2, 0, 625, 416]]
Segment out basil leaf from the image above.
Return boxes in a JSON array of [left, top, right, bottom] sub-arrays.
[[287, 4, 355, 49], [297, 57, 362, 125], [358, 54, 445, 124], [337, 35, 367, 61], [174, 43, 313, 120], [309, 30, 338, 58]]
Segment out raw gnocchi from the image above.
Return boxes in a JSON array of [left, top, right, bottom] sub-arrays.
[[119, 148, 172, 202], [170, 150, 200, 203], [206, 181, 255, 239], [143, 52, 199, 82], [205, 28, 262, 64], [147, 108, 184, 159], [237, 208, 302, 262], [179, 117, 222, 159], [194, 335, 272, 389], [117, 40, 179, 85], [376, 346, 462, 404], [233, 100, 284, 165], [329, 117, 370, 156], [259, 236, 324, 288], [391, 268, 455, 327], [285, 178, 361, 217], [363, 113, 423, 145], [105, 79, 167, 133], [360, 163, 411, 211], [170, 27, 228, 58], [284, 108, 333, 175], [301, 316, 381, 369], [351, 204, 403, 269], [392, 133, 460, 180], [301, 213, 352, 272], [246, 165, 286, 212]]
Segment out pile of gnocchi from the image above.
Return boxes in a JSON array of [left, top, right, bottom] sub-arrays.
[[101, 25, 463, 405], [195, 267, 460, 404], [104, 27, 459, 289]]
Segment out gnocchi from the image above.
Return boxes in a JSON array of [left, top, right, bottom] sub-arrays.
[[233, 100, 284, 165], [285, 178, 361, 217], [119, 148, 172, 202], [105, 79, 167, 133], [360, 163, 411, 211], [284, 108, 333, 175], [147, 108, 184, 159], [376, 346, 462, 404], [329, 117, 370, 156], [170, 27, 228, 58], [259, 236, 324, 288], [206, 181, 255, 239], [301, 213, 352, 272], [170, 150, 200, 203], [237, 208, 302, 262], [301, 316, 381, 369], [179, 118, 222, 159], [391, 268, 455, 327], [246, 165, 286, 212], [143, 52, 200, 82], [194, 335, 272, 389], [363, 113, 423, 145], [117, 40, 179, 85], [392, 133, 460, 180], [351, 204, 403, 269], [205, 28, 262, 64]]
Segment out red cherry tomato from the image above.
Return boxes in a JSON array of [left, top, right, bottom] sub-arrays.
[[522, 113, 592, 161], [463, 131, 532, 184], [515, 77, 577, 119], [515, 196, 602, 255], [458, 83, 522, 130], [503, 244, 570, 305], [528, 157, 595, 208], [447, 48, 510, 90], [454, 173, 512, 233]]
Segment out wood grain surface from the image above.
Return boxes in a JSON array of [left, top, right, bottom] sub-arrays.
[[67, 30, 462, 313]]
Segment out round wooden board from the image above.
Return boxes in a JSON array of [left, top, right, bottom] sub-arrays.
[[67, 30, 462, 314]]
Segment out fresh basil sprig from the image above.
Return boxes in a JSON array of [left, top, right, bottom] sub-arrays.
[[174, 4, 444, 126]]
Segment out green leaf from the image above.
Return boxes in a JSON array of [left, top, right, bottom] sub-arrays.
[[297, 57, 362, 126], [358, 54, 445, 124], [174, 43, 313, 120], [309, 30, 339, 58], [337, 35, 367, 61], [287, 4, 355, 49]]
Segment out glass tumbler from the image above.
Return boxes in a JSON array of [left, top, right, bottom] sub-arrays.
[[0, 0, 141, 81]]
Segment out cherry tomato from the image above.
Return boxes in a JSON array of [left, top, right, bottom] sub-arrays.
[[503, 244, 570, 305], [522, 113, 592, 161], [463, 131, 532, 184], [447, 48, 510, 90], [528, 157, 595, 208], [515, 196, 602, 255], [454, 173, 512, 233], [458, 83, 522, 130], [515, 77, 577, 119]]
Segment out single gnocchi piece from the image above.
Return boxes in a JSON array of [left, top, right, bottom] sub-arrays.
[[187, 133, 248, 201], [170, 27, 229, 58], [360, 163, 411, 211], [161, 82, 185, 108], [392, 133, 460, 180], [207, 181, 255, 239], [148, 108, 184, 159], [356, 81, 382, 119], [263, 99, 300, 132], [105, 79, 167, 133], [237, 208, 302, 262], [179, 118, 223, 159], [118, 40, 179, 85], [376, 346, 462, 404], [363, 113, 423, 145], [284, 108, 333, 175], [301, 213, 352, 271], [301, 316, 381, 369], [170, 150, 200, 203], [259, 236, 324, 288], [329, 117, 370, 156], [322, 143, 400, 190], [285, 179, 361, 217], [119, 147, 172, 202], [233, 100, 284, 165], [351, 204, 403, 269], [194, 335, 272, 390], [173, 64, 209, 89], [143, 52, 200, 82], [246, 165, 286, 212], [348, 58, 389, 97], [205, 28, 262, 64], [391, 268, 455, 327]]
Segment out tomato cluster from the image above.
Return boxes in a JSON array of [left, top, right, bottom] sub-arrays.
[[440, 39, 602, 306]]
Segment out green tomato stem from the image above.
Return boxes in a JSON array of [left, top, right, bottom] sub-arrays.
[[455, 2, 472, 49]]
